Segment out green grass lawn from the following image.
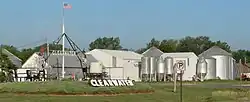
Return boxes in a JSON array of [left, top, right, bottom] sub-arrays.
[[0, 80, 249, 102]]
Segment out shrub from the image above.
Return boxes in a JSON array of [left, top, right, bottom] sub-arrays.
[[0, 71, 6, 82]]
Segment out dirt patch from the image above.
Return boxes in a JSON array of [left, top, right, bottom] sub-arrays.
[[15, 90, 154, 96]]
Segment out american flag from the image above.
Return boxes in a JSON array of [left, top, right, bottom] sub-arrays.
[[63, 3, 72, 9]]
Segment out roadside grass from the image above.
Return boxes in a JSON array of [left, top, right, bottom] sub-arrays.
[[0, 80, 249, 102], [0, 81, 153, 94]]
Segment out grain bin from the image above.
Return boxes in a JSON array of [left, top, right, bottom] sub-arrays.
[[149, 57, 157, 81], [212, 55, 230, 80], [157, 57, 165, 81], [141, 57, 150, 81], [197, 57, 207, 81], [165, 57, 174, 74], [204, 57, 216, 79], [164, 57, 174, 81]]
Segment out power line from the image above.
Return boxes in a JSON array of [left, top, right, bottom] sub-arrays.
[[16, 38, 48, 49]]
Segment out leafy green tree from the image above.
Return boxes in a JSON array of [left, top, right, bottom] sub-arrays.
[[1, 45, 20, 57], [176, 36, 230, 55], [0, 72, 6, 82], [159, 39, 178, 53], [18, 48, 34, 63], [232, 50, 250, 63], [146, 38, 161, 49], [135, 48, 147, 54], [89, 37, 122, 50], [212, 41, 231, 53], [0, 53, 17, 82], [136, 38, 161, 54]]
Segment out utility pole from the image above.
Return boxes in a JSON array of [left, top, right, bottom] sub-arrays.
[[46, 38, 49, 65], [173, 63, 177, 92], [57, 58, 59, 80], [180, 71, 183, 102], [239, 59, 242, 86], [244, 57, 247, 65], [62, 5, 65, 79]]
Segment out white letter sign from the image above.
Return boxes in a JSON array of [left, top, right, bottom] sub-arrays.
[[89, 79, 135, 87]]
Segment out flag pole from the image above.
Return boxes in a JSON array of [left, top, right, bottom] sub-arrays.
[[62, 2, 65, 79]]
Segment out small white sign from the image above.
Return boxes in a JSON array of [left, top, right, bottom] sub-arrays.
[[90, 79, 134, 87], [176, 60, 186, 71], [51, 50, 76, 56]]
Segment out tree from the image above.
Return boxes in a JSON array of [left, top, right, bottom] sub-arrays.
[[146, 38, 161, 49], [232, 50, 250, 63], [176, 36, 200, 54], [159, 39, 178, 53], [212, 41, 231, 52], [1, 45, 20, 57], [18, 48, 34, 63], [135, 48, 147, 54], [175, 36, 230, 55], [0, 53, 17, 82], [89, 37, 122, 50], [135, 38, 161, 54]]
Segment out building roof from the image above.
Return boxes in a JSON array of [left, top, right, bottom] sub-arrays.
[[48, 54, 87, 68], [22, 52, 90, 69], [199, 46, 232, 57], [235, 63, 250, 77], [85, 54, 98, 62], [142, 46, 163, 57], [95, 49, 143, 60], [2, 49, 22, 68], [161, 52, 198, 58]]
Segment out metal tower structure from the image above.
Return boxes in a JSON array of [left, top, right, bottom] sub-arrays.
[[45, 2, 87, 79]]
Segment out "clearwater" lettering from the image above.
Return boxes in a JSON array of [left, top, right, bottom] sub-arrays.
[[90, 79, 134, 87]]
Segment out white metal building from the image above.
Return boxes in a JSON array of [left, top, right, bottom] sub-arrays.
[[86, 49, 143, 81], [19, 52, 47, 82], [199, 46, 236, 80], [161, 52, 198, 81]]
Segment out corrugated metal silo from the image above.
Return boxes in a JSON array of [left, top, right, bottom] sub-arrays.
[[197, 57, 207, 74], [149, 57, 157, 81], [232, 58, 236, 79], [165, 57, 174, 74], [229, 57, 236, 80], [212, 55, 230, 80], [204, 57, 216, 79], [157, 57, 165, 81], [141, 57, 150, 81], [197, 57, 207, 81]]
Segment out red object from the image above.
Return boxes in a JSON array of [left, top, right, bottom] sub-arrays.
[[72, 73, 75, 79], [63, 3, 72, 9], [40, 47, 44, 53], [241, 74, 247, 79], [39, 47, 45, 56]]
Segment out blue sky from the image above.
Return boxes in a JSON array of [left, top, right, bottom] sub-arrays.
[[0, 0, 250, 51]]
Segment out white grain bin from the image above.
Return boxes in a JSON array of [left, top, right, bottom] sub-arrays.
[[141, 57, 150, 81], [199, 46, 233, 80], [232, 58, 237, 80], [212, 55, 230, 80], [157, 57, 165, 81], [165, 57, 174, 75], [164, 57, 174, 81], [197, 57, 207, 81], [229, 57, 236, 80], [149, 57, 157, 81], [204, 57, 216, 79], [90, 62, 103, 73]]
